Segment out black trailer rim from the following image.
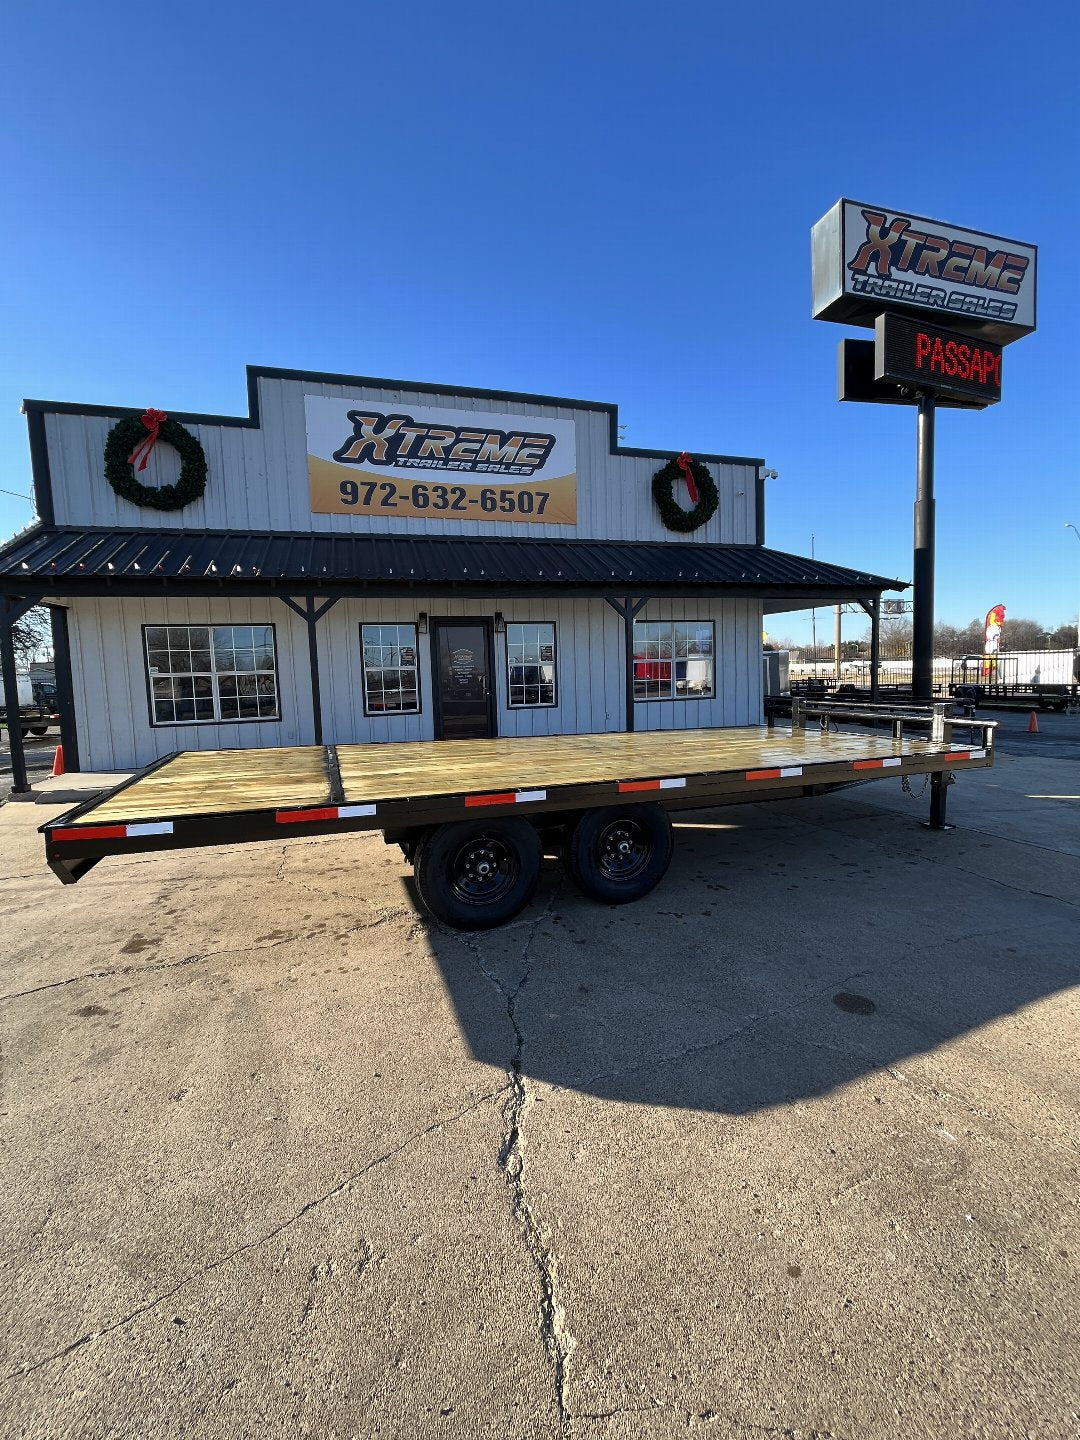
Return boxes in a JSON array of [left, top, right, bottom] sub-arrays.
[[450, 833, 519, 906], [596, 818, 652, 881]]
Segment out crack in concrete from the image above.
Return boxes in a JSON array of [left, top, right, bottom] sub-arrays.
[[1, 908, 413, 1003], [1, 1084, 510, 1385], [569, 968, 874, 1095], [455, 883, 576, 1431]]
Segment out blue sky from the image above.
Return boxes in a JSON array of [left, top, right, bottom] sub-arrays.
[[2, 2, 1077, 644]]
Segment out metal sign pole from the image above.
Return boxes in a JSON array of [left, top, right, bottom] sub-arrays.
[[912, 392, 936, 701]]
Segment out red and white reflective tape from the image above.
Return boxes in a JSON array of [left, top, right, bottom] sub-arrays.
[[53, 820, 174, 842], [745, 766, 803, 782], [464, 789, 547, 808], [852, 758, 903, 771], [276, 803, 377, 825], [949, 748, 986, 761], [617, 777, 687, 793]]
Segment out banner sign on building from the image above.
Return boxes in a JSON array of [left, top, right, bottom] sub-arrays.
[[306, 396, 577, 523], [874, 314, 1003, 406], [812, 200, 1037, 345]]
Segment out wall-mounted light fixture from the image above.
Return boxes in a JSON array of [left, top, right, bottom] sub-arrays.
[[494, 612, 506, 634], [417, 612, 428, 634]]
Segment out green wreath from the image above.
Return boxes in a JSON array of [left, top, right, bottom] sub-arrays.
[[104, 413, 207, 511], [651, 453, 718, 533]]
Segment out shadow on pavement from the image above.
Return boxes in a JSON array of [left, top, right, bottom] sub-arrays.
[[412, 795, 1079, 1116]]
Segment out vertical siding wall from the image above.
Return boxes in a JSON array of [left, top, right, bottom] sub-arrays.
[[66, 593, 763, 770], [68, 597, 314, 772], [44, 376, 760, 545]]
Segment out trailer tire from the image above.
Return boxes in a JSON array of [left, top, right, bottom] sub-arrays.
[[27, 725, 49, 736], [565, 803, 674, 906], [413, 819, 542, 931]]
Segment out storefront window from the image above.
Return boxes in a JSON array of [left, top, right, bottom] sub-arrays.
[[633, 620, 715, 700], [506, 623, 557, 708], [362, 623, 420, 714], [144, 624, 279, 724]]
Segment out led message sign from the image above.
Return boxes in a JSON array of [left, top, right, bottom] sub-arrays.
[[874, 314, 1002, 406]]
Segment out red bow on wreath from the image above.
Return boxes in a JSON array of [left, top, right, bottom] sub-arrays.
[[127, 408, 169, 472], [675, 451, 699, 505]]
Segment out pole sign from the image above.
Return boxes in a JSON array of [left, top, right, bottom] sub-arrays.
[[812, 200, 1037, 345], [874, 314, 1002, 406]]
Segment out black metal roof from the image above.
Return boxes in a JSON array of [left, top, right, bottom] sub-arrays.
[[0, 525, 904, 602]]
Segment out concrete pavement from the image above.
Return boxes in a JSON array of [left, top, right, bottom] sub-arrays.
[[1, 740, 1077, 1438]]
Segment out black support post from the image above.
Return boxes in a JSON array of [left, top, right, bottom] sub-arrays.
[[49, 604, 80, 773], [605, 594, 648, 733], [913, 393, 936, 702], [1, 605, 30, 795], [279, 595, 339, 746]]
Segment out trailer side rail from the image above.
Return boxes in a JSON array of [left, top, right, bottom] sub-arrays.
[[41, 711, 996, 884]]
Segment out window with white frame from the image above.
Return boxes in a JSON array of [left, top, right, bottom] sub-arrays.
[[632, 620, 715, 701], [144, 624, 279, 725], [506, 622, 557, 708], [362, 623, 420, 713]]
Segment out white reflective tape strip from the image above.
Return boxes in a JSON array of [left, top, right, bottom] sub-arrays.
[[882, 758, 902, 768], [966, 748, 987, 759], [337, 804, 377, 818], [126, 822, 174, 837], [779, 767, 803, 778], [515, 791, 547, 803], [658, 777, 687, 789]]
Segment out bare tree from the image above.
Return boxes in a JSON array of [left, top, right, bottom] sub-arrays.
[[12, 607, 52, 667]]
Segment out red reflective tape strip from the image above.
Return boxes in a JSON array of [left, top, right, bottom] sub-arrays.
[[618, 779, 662, 792], [745, 768, 782, 781], [464, 792, 517, 807], [53, 824, 127, 842], [852, 759, 886, 770], [276, 807, 339, 824], [949, 751, 971, 762]]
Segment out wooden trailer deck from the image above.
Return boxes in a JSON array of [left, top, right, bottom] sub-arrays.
[[42, 721, 993, 884]]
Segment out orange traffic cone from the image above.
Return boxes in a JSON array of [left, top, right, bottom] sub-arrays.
[[1027, 711, 1039, 734], [51, 744, 64, 776]]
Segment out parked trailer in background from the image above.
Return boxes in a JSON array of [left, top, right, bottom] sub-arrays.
[[0, 676, 59, 737], [951, 651, 1080, 711], [42, 703, 995, 930]]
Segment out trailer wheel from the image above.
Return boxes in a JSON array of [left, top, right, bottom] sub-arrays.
[[413, 819, 542, 931], [27, 725, 49, 736], [566, 803, 674, 906]]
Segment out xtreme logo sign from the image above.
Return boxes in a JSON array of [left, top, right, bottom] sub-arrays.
[[848, 209, 1030, 322], [333, 410, 558, 476]]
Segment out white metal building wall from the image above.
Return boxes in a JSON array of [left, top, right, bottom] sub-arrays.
[[43, 376, 759, 546], [64, 594, 763, 770], [66, 596, 314, 772]]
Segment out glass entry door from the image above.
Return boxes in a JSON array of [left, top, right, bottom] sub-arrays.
[[431, 620, 496, 740]]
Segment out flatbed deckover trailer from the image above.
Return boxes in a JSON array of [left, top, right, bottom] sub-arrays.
[[41, 703, 996, 929]]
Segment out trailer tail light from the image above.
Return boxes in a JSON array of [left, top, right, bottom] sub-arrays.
[[617, 777, 687, 792], [276, 804, 378, 824], [745, 767, 803, 781], [52, 821, 175, 842], [464, 790, 547, 807]]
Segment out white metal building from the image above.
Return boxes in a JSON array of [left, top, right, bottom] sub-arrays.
[[0, 365, 900, 786]]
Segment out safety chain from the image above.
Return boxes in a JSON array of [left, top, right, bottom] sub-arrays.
[[901, 770, 955, 800]]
